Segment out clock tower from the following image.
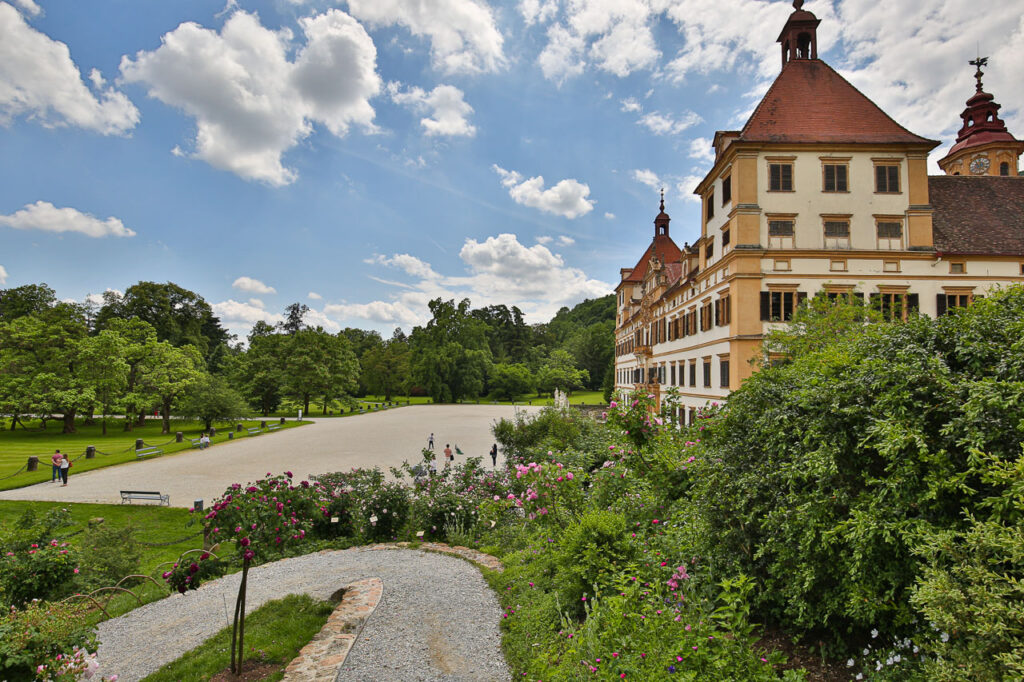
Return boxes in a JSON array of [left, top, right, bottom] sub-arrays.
[[938, 57, 1024, 177]]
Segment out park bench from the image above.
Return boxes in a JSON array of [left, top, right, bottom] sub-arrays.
[[120, 490, 170, 506], [267, 424, 282, 431], [189, 438, 202, 448], [247, 427, 262, 435], [135, 446, 163, 458]]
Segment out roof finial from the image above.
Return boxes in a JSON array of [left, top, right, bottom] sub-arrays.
[[970, 55, 988, 92], [659, 187, 665, 212], [793, 0, 804, 9]]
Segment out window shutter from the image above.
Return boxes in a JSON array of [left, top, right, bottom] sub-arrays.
[[936, 294, 946, 317], [797, 291, 808, 309], [714, 300, 720, 326], [908, 293, 919, 314], [760, 292, 770, 321]]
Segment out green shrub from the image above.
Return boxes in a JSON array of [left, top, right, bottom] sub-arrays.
[[0, 600, 95, 681], [0, 539, 80, 606], [75, 523, 142, 591], [555, 509, 634, 617]]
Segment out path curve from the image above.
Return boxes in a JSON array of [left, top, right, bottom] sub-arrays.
[[0, 405, 538, 507], [96, 546, 509, 682]]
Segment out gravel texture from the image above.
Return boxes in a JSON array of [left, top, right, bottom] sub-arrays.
[[0, 405, 537, 507], [95, 547, 509, 682]]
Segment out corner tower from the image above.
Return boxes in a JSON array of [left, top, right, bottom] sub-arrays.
[[938, 58, 1024, 177]]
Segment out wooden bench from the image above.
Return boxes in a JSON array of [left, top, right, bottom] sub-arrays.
[[189, 438, 202, 448], [120, 490, 169, 506], [247, 427, 262, 435], [135, 446, 163, 458], [267, 424, 282, 431]]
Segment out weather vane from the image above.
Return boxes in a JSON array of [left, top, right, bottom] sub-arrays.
[[969, 55, 988, 91]]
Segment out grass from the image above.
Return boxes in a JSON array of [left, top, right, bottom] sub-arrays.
[[0, 418, 309, 491], [140, 594, 336, 682], [264, 391, 608, 418], [0, 499, 200, 623]]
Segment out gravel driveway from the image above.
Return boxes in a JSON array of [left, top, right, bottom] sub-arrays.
[[0, 405, 538, 507], [96, 546, 510, 682]]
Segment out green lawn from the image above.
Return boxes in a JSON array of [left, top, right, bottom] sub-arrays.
[[263, 391, 608, 418], [0, 418, 308, 491], [0, 499, 198, 622], [141, 594, 336, 682]]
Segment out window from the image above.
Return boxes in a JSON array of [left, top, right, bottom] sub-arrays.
[[825, 289, 861, 304], [877, 220, 903, 250], [689, 360, 697, 388], [689, 407, 697, 425], [722, 176, 732, 204], [716, 295, 731, 326], [722, 228, 731, 247], [1000, 162, 1011, 176], [705, 240, 714, 261], [703, 359, 712, 388], [871, 291, 919, 321], [769, 163, 793, 191], [937, 293, 971, 315], [824, 219, 851, 249], [768, 218, 795, 248], [700, 302, 713, 331], [720, 358, 730, 389], [823, 163, 848, 192], [950, 261, 966, 274], [760, 290, 807, 321], [875, 163, 900, 193], [706, 190, 715, 220], [671, 363, 676, 386]]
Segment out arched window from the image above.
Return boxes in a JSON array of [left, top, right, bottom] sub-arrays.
[[967, 118, 974, 127], [1000, 162, 1011, 176], [797, 33, 812, 59]]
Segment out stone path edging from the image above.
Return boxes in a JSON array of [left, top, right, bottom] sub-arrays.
[[282, 578, 383, 681], [280, 543, 503, 681]]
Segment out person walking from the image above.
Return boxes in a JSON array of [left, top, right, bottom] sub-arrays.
[[51, 449, 63, 483], [59, 453, 70, 486], [490, 443, 498, 468], [443, 444, 452, 468], [428, 433, 435, 450]]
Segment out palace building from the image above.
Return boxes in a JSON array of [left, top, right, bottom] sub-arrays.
[[613, 0, 1024, 421]]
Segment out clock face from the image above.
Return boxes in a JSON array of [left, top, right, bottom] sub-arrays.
[[970, 156, 991, 174]]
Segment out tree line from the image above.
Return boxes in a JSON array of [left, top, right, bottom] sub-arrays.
[[0, 282, 613, 432]]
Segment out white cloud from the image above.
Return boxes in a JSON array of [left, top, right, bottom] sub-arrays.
[[632, 168, 662, 190], [638, 110, 702, 136], [212, 299, 285, 327], [84, 288, 123, 306], [232, 276, 276, 295], [538, 24, 585, 83], [536, 235, 553, 244], [345, 0, 505, 74], [620, 97, 642, 113], [0, 3, 138, 134], [557, 235, 575, 246], [675, 174, 705, 204], [247, 297, 265, 308], [0, 264, 7, 285], [493, 165, 595, 219], [604, 212, 615, 220], [0, 201, 136, 237], [388, 82, 476, 137], [308, 291, 323, 300], [12, 0, 41, 17], [303, 307, 341, 331], [519, 0, 558, 26], [324, 300, 423, 327], [120, 9, 381, 186], [632, 168, 702, 204], [366, 253, 440, 279], [688, 137, 715, 164]]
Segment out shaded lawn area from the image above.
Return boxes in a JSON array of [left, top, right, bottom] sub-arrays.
[[141, 594, 336, 682], [264, 390, 607, 418], [0, 419, 309, 491]]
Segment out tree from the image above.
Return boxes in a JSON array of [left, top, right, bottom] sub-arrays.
[[409, 298, 491, 403], [95, 282, 229, 366], [282, 329, 359, 414], [566, 321, 614, 389], [361, 329, 409, 400], [230, 333, 286, 415], [537, 349, 589, 396], [103, 318, 158, 431], [77, 331, 129, 435], [142, 343, 203, 434], [0, 283, 57, 323], [489, 363, 536, 401], [341, 327, 383, 396], [179, 374, 247, 431], [278, 303, 309, 335]]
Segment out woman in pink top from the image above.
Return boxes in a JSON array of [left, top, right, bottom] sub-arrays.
[[51, 450, 63, 483]]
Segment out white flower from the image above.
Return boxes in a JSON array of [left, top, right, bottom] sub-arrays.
[[847, 659, 855, 667], [856, 675, 863, 681], [871, 628, 879, 638], [940, 632, 949, 642], [893, 654, 901, 663], [863, 648, 870, 655]]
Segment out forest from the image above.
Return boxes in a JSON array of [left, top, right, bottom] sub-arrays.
[[0, 281, 614, 431]]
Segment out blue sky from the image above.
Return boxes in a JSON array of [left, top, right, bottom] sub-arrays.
[[1, 0, 1022, 339]]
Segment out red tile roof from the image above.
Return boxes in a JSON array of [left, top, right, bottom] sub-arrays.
[[930, 176, 1024, 256], [740, 60, 938, 146], [621, 235, 682, 284]]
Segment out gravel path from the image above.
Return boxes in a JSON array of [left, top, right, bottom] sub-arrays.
[[96, 547, 509, 682], [0, 405, 537, 507]]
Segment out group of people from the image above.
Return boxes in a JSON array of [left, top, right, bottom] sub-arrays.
[[50, 449, 70, 486], [427, 433, 500, 468]]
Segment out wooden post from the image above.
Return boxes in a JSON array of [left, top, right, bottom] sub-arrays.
[[260, 420, 267, 429], [228, 432, 234, 440], [236, 423, 243, 432], [279, 417, 285, 425], [86, 446, 96, 459], [27, 456, 38, 472], [135, 438, 144, 451], [175, 432, 183, 443]]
